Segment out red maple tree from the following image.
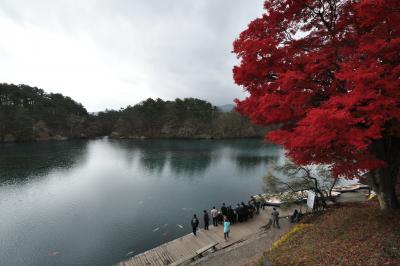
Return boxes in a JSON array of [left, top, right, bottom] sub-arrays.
[[233, 0, 400, 210]]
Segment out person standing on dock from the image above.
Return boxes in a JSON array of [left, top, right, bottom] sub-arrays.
[[191, 214, 199, 236], [271, 208, 280, 229], [203, 210, 210, 230], [241, 202, 249, 221], [211, 206, 218, 227], [221, 203, 227, 216], [256, 194, 266, 210], [223, 216, 230, 241], [235, 204, 241, 223], [228, 206, 235, 224]]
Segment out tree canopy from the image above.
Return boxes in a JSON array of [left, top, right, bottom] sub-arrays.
[[0, 83, 88, 141], [114, 97, 265, 139], [233, 0, 400, 209], [0, 83, 265, 142]]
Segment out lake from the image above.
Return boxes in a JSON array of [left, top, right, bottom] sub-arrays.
[[0, 139, 284, 265]]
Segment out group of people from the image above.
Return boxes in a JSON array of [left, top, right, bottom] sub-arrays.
[[190, 196, 280, 240], [190, 211, 231, 240]]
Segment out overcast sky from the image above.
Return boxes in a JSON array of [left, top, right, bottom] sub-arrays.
[[0, 0, 263, 111]]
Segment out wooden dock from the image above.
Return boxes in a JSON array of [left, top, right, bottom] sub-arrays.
[[118, 207, 294, 266]]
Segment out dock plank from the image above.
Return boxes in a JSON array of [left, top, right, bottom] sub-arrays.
[[159, 246, 176, 264], [144, 252, 160, 266], [154, 247, 171, 265]]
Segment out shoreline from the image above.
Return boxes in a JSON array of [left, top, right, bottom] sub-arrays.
[[117, 206, 296, 266], [117, 190, 368, 266], [0, 136, 266, 145]]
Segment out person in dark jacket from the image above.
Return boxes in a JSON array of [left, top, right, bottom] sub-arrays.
[[290, 209, 299, 223], [203, 210, 210, 230], [228, 206, 235, 224], [241, 202, 249, 221], [234, 204, 240, 223], [249, 196, 256, 206], [236, 203, 243, 222], [248, 203, 254, 219], [271, 208, 280, 229], [191, 214, 199, 235], [217, 212, 224, 225], [221, 203, 227, 216]]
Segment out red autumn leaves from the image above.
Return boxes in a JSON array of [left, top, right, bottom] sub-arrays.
[[233, 0, 400, 177]]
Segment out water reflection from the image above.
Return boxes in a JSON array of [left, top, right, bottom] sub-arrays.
[[234, 155, 278, 169], [124, 140, 279, 177], [169, 152, 213, 177], [140, 154, 168, 173], [0, 139, 284, 266], [0, 140, 282, 184], [0, 141, 88, 184]]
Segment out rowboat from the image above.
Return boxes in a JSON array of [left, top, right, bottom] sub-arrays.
[[332, 183, 369, 193], [254, 189, 341, 207]]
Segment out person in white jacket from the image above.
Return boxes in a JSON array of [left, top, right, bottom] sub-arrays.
[[211, 206, 218, 227]]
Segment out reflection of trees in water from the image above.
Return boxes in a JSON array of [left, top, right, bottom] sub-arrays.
[[139, 152, 168, 173], [138, 151, 215, 177], [0, 141, 88, 184], [96, 139, 282, 177], [121, 140, 217, 176], [234, 155, 278, 170], [0, 139, 283, 185], [168, 151, 213, 177], [122, 139, 281, 177]]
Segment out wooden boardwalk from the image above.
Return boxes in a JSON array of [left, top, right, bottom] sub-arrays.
[[118, 207, 294, 266]]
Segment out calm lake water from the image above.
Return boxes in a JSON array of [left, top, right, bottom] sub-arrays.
[[0, 139, 284, 265]]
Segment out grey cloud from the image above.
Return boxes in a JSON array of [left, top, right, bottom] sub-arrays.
[[0, 0, 264, 111]]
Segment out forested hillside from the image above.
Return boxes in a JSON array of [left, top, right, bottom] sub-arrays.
[[113, 98, 264, 139], [0, 83, 265, 142], [0, 83, 88, 142]]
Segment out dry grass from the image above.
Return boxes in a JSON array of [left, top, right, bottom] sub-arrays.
[[264, 201, 400, 265]]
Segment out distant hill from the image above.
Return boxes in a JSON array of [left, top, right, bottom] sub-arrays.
[[217, 104, 235, 112], [0, 84, 266, 142]]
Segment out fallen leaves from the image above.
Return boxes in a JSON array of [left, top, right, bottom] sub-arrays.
[[265, 202, 400, 265]]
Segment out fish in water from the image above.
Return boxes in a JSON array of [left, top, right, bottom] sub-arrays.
[[177, 224, 184, 229], [162, 231, 169, 236], [126, 251, 135, 256], [163, 224, 168, 227], [48, 251, 60, 256], [153, 227, 160, 232]]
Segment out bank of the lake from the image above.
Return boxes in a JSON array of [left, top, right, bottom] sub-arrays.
[[262, 199, 400, 266], [190, 191, 385, 266], [0, 139, 284, 266]]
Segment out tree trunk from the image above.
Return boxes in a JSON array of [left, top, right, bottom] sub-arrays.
[[328, 177, 339, 198], [368, 168, 399, 210], [368, 136, 400, 210]]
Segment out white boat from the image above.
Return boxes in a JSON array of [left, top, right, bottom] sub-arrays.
[[264, 196, 282, 206], [332, 183, 369, 192], [254, 189, 341, 207]]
